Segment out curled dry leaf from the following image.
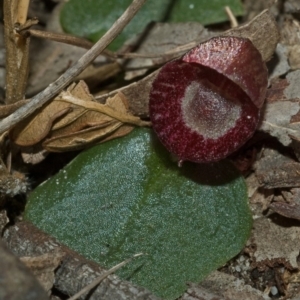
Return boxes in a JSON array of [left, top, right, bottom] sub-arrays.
[[10, 81, 149, 152]]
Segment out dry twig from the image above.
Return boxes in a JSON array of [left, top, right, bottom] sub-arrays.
[[68, 253, 144, 300]]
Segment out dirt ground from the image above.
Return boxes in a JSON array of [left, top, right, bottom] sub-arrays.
[[1, 0, 300, 299]]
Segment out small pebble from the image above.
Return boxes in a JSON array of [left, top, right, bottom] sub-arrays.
[[270, 286, 278, 296], [235, 265, 241, 272], [239, 256, 245, 262]]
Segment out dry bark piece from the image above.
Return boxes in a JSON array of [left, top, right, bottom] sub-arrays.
[[265, 77, 288, 103], [254, 148, 300, 189], [3, 221, 159, 300], [180, 284, 224, 300], [269, 202, 300, 221], [0, 239, 49, 300], [180, 271, 269, 300], [21, 251, 64, 295]]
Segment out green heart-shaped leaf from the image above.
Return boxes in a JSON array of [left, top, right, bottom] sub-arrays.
[[25, 128, 251, 299]]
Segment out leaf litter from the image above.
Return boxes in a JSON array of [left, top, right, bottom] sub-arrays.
[[10, 80, 149, 154], [3, 1, 300, 300]]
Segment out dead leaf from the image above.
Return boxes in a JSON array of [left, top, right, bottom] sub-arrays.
[[284, 69, 300, 99], [284, 0, 300, 14], [280, 187, 300, 203], [223, 9, 280, 62], [124, 22, 214, 80], [10, 104, 72, 146], [0, 99, 29, 118], [10, 81, 149, 152], [76, 61, 121, 89], [268, 43, 290, 80], [259, 100, 300, 147], [288, 45, 300, 70], [259, 71, 300, 154], [123, 9, 279, 81], [96, 70, 159, 118], [44, 122, 133, 152], [281, 17, 300, 46], [270, 201, 300, 221], [251, 216, 300, 269], [13, 81, 95, 147], [181, 271, 270, 300], [180, 283, 224, 300], [97, 9, 279, 118]]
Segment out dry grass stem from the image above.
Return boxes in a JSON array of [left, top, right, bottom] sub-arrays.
[[225, 6, 238, 28], [60, 93, 150, 127]]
